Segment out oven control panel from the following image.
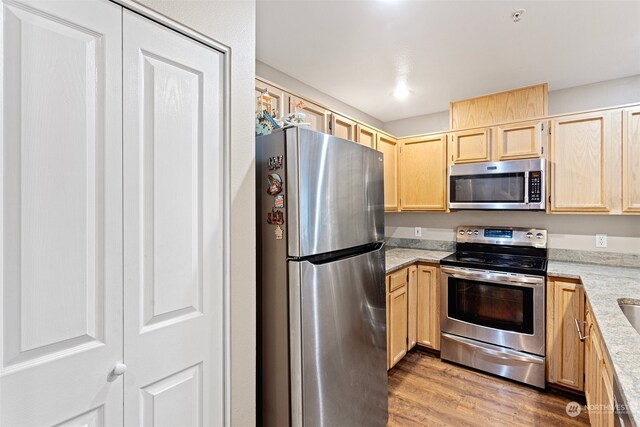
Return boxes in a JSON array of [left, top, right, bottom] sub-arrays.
[[456, 226, 547, 248]]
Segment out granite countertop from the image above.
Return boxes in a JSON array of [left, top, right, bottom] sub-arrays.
[[385, 248, 640, 423], [548, 261, 640, 425], [385, 248, 453, 273]]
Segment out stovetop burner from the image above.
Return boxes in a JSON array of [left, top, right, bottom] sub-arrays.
[[441, 226, 549, 276], [441, 250, 548, 276]]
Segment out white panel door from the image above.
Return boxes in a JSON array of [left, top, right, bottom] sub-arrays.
[[1, 0, 123, 426], [123, 10, 224, 427]]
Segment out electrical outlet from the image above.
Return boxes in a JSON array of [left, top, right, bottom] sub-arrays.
[[414, 227, 422, 237], [596, 234, 607, 248]]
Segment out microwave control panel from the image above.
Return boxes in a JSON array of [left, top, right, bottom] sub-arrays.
[[528, 171, 542, 203]]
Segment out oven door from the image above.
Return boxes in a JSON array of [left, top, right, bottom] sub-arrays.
[[440, 266, 545, 356]]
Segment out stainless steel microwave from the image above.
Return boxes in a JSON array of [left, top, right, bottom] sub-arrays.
[[448, 159, 546, 210]]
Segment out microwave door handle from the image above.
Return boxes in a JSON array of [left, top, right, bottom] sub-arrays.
[[524, 171, 529, 204]]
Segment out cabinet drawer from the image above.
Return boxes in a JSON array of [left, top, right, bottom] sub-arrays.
[[388, 268, 407, 292]]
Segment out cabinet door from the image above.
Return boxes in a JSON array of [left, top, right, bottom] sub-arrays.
[[450, 128, 491, 164], [356, 124, 377, 148], [1, 1, 124, 425], [584, 308, 596, 415], [386, 283, 391, 370], [123, 10, 225, 426], [623, 107, 640, 213], [330, 113, 357, 142], [255, 79, 288, 120], [388, 284, 408, 368], [416, 265, 440, 350], [599, 349, 615, 427], [495, 120, 545, 161], [407, 265, 418, 350], [548, 279, 584, 391], [377, 134, 399, 211], [290, 96, 329, 133], [549, 110, 621, 213], [400, 135, 447, 211]]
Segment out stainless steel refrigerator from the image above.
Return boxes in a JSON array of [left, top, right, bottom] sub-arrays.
[[256, 127, 387, 427]]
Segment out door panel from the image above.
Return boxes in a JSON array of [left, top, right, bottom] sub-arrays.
[[296, 247, 387, 427], [255, 79, 288, 120], [389, 285, 408, 366], [408, 265, 418, 349], [1, 0, 123, 425], [550, 280, 584, 391], [290, 128, 384, 257], [451, 128, 491, 163], [356, 124, 376, 148], [496, 121, 543, 160], [123, 10, 224, 426], [417, 265, 440, 350], [377, 134, 399, 211], [289, 96, 328, 133], [330, 112, 357, 142], [400, 135, 447, 211], [623, 107, 640, 213], [549, 111, 620, 213]]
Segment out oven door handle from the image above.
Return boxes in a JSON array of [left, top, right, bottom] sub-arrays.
[[442, 333, 544, 365], [441, 267, 544, 287]]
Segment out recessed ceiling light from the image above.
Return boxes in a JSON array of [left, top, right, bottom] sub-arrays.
[[393, 83, 410, 100]]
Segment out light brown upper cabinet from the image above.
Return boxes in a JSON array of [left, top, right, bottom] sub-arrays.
[[546, 277, 584, 391], [377, 134, 399, 211], [549, 110, 622, 214], [449, 128, 491, 164], [450, 83, 548, 129], [330, 112, 357, 142], [255, 78, 288, 120], [356, 124, 377, 148], [416, 264, 440, 350], [494, 120, 546, 161], [289, 95, 329, 133], [623, 106, 640, 213], [400, 134, 447, 211]]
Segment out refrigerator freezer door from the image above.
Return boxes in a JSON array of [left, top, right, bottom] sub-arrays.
[[287, 127, 384, 257], [289, 245, 387, 427]]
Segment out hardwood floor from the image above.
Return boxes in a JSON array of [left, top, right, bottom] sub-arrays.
[[388, 350, 591, 427]]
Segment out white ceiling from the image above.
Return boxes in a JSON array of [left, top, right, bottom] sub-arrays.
[[256, 0, 640, 122]]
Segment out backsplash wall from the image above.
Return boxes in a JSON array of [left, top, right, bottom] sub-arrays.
[[385, 211, 640, 255]]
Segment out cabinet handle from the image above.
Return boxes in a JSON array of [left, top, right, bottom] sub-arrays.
[[575, 319, 590, 342]]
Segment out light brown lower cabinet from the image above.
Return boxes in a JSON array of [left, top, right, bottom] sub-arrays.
[[407, 265, 418, 350], [387, 263, 440, 369], [387, 268, 408, 369], [546, 277, 584, 391], [416, 264, 440, 350], [585, 301, 615, 427]]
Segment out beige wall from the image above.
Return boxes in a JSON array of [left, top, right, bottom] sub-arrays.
[[386, 212, 640, 254], [382, 74, 640, 137], [256, 60, 385, 129], [382, 110, 450, 138], [548, 74, 640, 115], [132, 1, 256, 425]]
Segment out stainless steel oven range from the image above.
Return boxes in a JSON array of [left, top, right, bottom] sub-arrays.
[[440, 226, 548, 388]]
